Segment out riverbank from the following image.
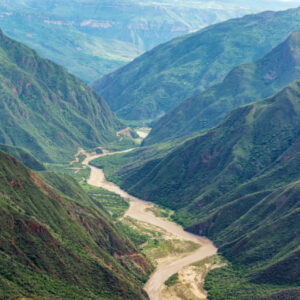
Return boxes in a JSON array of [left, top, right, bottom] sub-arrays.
[[82, 149, 217, 300]]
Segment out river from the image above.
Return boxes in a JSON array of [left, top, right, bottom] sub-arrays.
[[82, 149, 217, 300]]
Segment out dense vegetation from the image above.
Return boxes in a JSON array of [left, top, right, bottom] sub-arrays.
[[165, 273, 179, 287], [0, 30, 123, 163], [0, 150, 151, 299], [99, 81, 300, 298], [145, 30, 300, 145], [93, 6, 300, 120], [81, 183, 129, 220]]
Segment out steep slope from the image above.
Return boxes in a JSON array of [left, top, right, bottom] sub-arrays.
[[0, 0, 255, 82], [93, 7, 300, 120], [0, 150, 151, 299], [119, 81, 300, 210], [0, 144, 45, 171], [103, 81, 300, 298], [145, 31, 300, 145], [0, 30, 122, 163]]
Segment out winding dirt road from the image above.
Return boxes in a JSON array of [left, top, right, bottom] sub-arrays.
[[82, 149, 217, 300]]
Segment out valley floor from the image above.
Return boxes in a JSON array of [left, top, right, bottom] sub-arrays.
[[81, 148, 218, 300]]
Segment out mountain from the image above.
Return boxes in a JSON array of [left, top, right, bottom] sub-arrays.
[[0, 0, 256, 82], [0, 144, 45, 171], [0, 29, 123, 163], [3, 0, 297, 82], [145, 31, 300, 145], [92, 6, 300, 121], [0, 150, 151, 299], [97, 81, 300, 298]]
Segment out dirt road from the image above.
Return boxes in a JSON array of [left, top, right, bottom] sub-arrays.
[[82, 149, 217, 300]]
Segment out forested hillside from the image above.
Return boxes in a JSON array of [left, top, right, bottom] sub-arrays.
[[93, 7, 300, 120], [145, 31, 300, 145], [0, 30, 122, 162], [0, 150, 151, 299]]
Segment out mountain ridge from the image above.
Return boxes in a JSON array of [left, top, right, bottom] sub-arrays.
[[0, 143, 45, 171], [145, 30, 300, 145], [0, 29, 123, 162], [92, 6, 300, 120], [0, 0, 257, 82]]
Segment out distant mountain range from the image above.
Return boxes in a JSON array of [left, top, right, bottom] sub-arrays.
[[0, 30, 122, 163], [106, 80, 300, 299], [1, 0, 299, 82], [0, 150, 150, 299], [0, 0, 259, 82], [93, 6, 300, 120], [145, 30, 300, 145]]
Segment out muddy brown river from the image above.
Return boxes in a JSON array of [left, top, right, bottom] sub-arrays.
[[82, 149, 217, 300]]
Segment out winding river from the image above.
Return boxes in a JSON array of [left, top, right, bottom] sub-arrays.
[[82, 149, 217, 300]]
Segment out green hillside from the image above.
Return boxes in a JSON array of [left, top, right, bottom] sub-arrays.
[[96, 81, 300, 298], [93, 6, 300, 120], [0, 29, 123, 163], [0, 150, 151, 299], [0, 144, 45, 171], [145, 31, 300, 145]]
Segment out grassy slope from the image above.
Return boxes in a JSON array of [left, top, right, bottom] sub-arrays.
[[0, 29, 124, 163], [145, 30, 300, 145], [92, 6, 300, 120], [0, 150, 151, 299], [101, 81, 300, 298]]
